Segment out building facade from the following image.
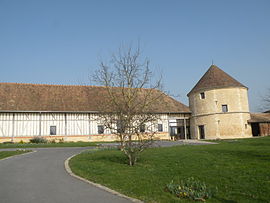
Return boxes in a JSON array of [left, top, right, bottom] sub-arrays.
[[0, 65, 269, 142], [0, 112, 191, 142], [0, 83, 191, 142]]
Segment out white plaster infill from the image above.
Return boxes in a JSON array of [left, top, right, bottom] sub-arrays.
[[0, 150, 36, 162], [64, 153, 143, 203]]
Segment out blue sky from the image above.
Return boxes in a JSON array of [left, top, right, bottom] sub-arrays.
[[0, 0, 269, 111]]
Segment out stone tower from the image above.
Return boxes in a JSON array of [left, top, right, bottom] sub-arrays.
[[188, 65, 252, 139]]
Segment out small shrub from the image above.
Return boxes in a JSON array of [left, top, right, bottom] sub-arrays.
[[3, 141, 14, 144], [29, 137, 48, 144], [58, 138, 64, 143], [19, 140, 24, 144], [165, 177, 216, 201], [50, 139, 56, 143]]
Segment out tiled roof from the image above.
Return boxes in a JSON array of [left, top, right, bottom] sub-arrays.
[[249, 113, 270, 123], [0, 83, 190, 113], [188, 65, 247, 96]]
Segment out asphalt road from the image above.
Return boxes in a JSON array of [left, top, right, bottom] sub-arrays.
[[0, 147, 132, 203], [0, 140, 215, 203]]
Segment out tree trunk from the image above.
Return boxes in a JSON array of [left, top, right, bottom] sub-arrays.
[[128, 152, 137, 166]]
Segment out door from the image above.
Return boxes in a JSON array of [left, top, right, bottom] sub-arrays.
[[177, 127, 185, 139], [251, 123, 260, 136], [198, 125, 205, 139]]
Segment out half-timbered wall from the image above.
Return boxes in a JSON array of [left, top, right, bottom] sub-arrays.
[[0, 112, 188, 141]]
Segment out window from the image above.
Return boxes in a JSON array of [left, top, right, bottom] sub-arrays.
[[222, 104, 228, 112], [140, 124, 145, 133], [158, 124, 163, 132], [117, 120, 125, 133], [50, 126, 56, 135], [98, 125, 104, 134], [200, 92, 205, 99]]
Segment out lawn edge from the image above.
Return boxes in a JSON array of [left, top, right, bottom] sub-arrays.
[[0, 150, 36, 161], [64, 153, 143, 203]]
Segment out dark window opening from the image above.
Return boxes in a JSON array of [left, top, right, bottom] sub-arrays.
[[222, 104, 228, 112], [140, 124, 145, 133], [50, 126, 56, 135], [158, 124, 163, 132], [117, 120, 125, 133], [200, 92, 205, 99], [98, 125, 104, 134]]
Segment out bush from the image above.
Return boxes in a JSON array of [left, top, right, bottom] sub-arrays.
[[49, 139, 56, 143], [29, 137, 48, 144], [3, 141, 14, 144], [58, 138, 64, 143], [165, 177, 216, 201]]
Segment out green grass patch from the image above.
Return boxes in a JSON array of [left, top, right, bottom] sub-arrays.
[[0, 141, 97, 148], [0, 150, 32, 160], [70, 137, 270, 202]]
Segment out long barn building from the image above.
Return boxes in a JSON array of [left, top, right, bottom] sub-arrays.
[[0, 83, 191, 142], [0, 64, 270, 142]]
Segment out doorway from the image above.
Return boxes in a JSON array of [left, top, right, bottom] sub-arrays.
[[251, 123, 260, 137], [198, 125, 205, 139]]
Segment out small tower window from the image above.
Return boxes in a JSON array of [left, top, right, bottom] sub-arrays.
[[200, 92, 205, 99], [222, 105, 228, 112]]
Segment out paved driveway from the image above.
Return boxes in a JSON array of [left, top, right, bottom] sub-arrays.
[[0, 140, 215, 203], [0, 147, 131, 203]]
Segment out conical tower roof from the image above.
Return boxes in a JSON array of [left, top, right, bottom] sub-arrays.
[[187, 65, 247, 96]]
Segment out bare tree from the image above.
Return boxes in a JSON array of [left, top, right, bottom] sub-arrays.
[[92, 44, 165, 166]]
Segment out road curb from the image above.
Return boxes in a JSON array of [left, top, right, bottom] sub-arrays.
[[0, 150, 36, 162], [64, 153, 143, 203]]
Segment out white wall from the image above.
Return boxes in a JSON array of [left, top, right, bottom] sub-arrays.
[[0, 112, 174, 138]]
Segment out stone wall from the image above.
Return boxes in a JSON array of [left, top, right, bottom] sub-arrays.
[[189, 87, 252, 139]]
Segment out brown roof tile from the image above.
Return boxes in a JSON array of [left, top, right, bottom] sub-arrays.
[[0, 83, 190, 113], [249, 113, 270, 123], [188, 65, 247, 96]]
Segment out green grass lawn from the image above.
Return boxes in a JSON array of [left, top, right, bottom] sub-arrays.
[[0, 150, 32, 160], [0, 141, 97, 148], [69, 137, 270, 203]]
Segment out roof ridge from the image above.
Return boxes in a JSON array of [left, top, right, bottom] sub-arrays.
[[0, 82, 159, 91], [0, 82, 108, 88]]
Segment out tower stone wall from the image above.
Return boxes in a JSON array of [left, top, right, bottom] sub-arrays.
[[189, 87, 252, 139]]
